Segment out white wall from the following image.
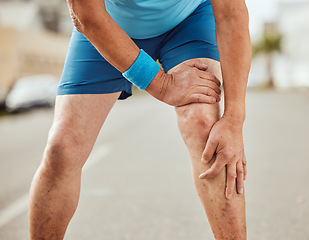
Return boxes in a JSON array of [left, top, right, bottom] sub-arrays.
[[278, 2, 309, 61], [0, 2, 43, 31]]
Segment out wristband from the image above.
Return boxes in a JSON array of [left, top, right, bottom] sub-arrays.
[[122, 49, 160, 90]]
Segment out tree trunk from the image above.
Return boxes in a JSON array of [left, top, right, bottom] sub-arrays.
[[266, 53, 274, 88]]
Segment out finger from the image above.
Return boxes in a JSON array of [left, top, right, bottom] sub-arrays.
[[197, 78, 221, 95], [243, 155, 247, 180], [187, 59, 208, 71], [201, 137, 218, 163], [197, 86, 221, 102], [236, 161, 244, 194], [189, 86, 220, 102], [187, 94, 217, 105], [199, 159, 225, 179], [226, 163, 237, 199], [198, 71, 221, 88]]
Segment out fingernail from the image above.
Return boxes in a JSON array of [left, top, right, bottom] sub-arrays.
[[239, 188, 244, 194], [226, 188, 232, 199], [212, 98, 216, 103], [199, 173, 206, 179], [201, 158, 207, 164]]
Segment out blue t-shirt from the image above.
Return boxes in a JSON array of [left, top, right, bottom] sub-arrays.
[[105, 0, 207, 39]]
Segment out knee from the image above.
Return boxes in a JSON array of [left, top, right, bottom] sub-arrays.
[[176, 103, 220, 144], [41, 128, 86, 177]]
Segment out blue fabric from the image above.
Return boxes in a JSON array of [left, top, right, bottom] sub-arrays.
[[57, 1, 219, 99], [123, 49, 160, 90], [105, 0, 207, 39]]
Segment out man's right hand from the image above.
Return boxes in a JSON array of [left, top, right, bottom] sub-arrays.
[[145, 59, 221, 107]]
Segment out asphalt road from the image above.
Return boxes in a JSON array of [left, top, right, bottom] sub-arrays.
[[0, 90, 308, 240]]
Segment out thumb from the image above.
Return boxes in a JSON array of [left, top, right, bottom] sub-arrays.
[[186, 59, 208, 71]]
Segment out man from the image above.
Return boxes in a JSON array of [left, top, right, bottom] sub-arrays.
[[29, 0, 251, 239]]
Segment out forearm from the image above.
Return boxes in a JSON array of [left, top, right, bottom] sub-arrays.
[[67, 0, 140, 72], [215, 6, 251, 123], [67, 0, 172, 99]]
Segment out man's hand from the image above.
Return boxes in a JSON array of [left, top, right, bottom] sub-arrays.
[[146, 59, 221, 107], [199, 116, 247, 199]]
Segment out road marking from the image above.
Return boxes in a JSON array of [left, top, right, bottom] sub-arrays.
[[0, 144, 111, 229]]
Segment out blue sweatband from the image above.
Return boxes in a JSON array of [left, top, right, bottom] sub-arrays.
[[122, 49, 160, 90]]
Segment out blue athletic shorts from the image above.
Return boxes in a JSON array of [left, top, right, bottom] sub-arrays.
[[57, 1, 219, 99]]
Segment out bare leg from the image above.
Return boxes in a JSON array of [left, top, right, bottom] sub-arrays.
[[170, 59, 247, 239], [29, 93, 120, 240]]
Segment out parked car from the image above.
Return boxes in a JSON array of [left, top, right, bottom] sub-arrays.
[[5, 75, 58, 112]]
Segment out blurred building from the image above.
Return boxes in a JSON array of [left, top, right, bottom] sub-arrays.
[[277, 1, 309, 62], [0, 0, 72, 34], [0, 27, 69, 103], [0, 1, 43, 31], [0, 0, 71, 103], [250, 1, 309, 88], [275, 1, 309, 88]]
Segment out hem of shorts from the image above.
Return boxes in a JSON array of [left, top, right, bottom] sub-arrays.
[[162, 51, 220, 72], [57, 83, 132, 100]]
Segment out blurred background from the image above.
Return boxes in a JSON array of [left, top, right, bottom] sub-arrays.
[[0, 0, 308, 239]]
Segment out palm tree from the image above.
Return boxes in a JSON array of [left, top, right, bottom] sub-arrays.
[[252, 29, 282, 88]]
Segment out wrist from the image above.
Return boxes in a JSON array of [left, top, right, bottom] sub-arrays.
[[223, 107, 246, 125], [224, 98, 246, 121], [145, 69, 170, 101], [122, 49, 160, 90], [222, 113, 245, 126]]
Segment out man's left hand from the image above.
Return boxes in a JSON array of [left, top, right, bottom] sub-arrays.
[[199, 116, 247, 199]]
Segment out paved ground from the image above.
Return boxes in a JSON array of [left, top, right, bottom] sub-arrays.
[[0, 90, 308, 240]]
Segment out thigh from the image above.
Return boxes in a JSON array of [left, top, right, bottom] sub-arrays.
[[47, 93, 120, 165], [163, 2, 222, 126], [159, 1, 219, 72]]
